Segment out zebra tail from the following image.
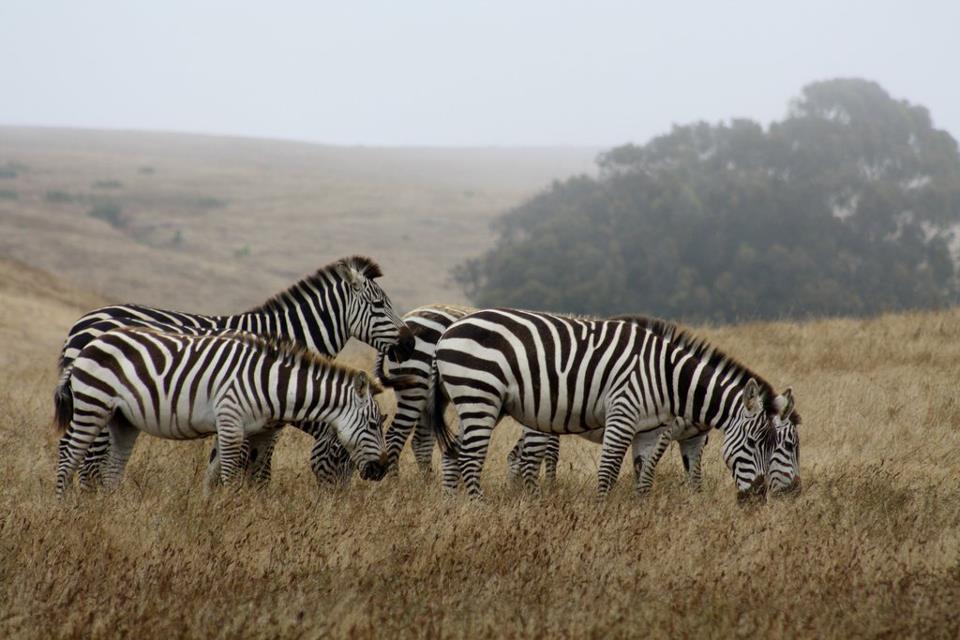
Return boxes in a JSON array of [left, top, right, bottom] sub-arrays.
[[424, 360, 457, 457], [373, 354, 423, 392], [53, 366, 74, 433]]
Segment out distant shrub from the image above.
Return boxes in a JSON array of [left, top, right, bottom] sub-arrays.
[[88, 202, 125, 228], [0, 189, 18, 200], [93, 180, 123, 189], [233, 244, 251, 259], [45, 190, 77, 203], [172, 229, 183, 246], [0, 168, 17, 179], [138, 166, 156, 175]]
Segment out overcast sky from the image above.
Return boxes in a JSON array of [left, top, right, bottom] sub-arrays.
[[1, 1, 957, 147]]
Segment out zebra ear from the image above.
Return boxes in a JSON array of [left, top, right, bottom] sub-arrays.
[[773, 387, 795, 419], [742, 378, 762, 415]]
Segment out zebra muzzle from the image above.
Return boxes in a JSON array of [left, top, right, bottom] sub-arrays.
[[359, 460, 387, 482]]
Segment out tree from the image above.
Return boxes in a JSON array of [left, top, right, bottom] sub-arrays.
[[456, 79, 960, 322]]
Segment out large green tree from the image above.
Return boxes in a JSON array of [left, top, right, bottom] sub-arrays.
[[456, 79, 960, 321]]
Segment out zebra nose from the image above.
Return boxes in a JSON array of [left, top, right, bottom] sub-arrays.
[[391, 326, 415, 361]]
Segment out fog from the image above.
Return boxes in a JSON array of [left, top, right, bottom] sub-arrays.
[[1, 0, 958, 146]]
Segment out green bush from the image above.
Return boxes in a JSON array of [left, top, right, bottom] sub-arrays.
[[88, 202, 125, 228]]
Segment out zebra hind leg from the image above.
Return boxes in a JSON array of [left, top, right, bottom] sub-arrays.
[[410, 419, 435, 475], [101, 415, 140, 491], [635, 419, 687, 495], [57, 419, 107, 499], [543, 434, 560, 486], [678, 432, 709, 492], [77, 429, 111, 491], [246, 429, 282, 488]]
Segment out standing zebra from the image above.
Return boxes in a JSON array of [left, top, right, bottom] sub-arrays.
[[54, 328, 390, 496], [55, 256, 413, 488], [425, 308, 789, 499], [376, 307, 800, 496]]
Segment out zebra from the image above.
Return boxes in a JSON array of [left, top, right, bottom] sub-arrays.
[[506, 403, 801, 495], [54, 327, 390, 497], [424, 308, 790, 500], [376, 307, 800, 497], [54, 255, 414, 489]]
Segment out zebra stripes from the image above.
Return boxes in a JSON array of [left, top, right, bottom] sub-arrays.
[[425, 308, 789, 499], [55, 328, 389, 497], [55, 255, 413, 488]]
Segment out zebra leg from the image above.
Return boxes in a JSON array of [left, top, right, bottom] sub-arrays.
[[635, 419, 687, 495], [597, 406, 639, 499], [543, 434, 560, 486], [214, 418, 246, 488], [101, 416, 140, 491], [630, 429, 662, 494], [246, 429, 281, 487], [204, 439, 251, 492], [518, 429, 552, 494], [384, 383, 429, 474], [77, 429, 110, 490], [451, 404, 501, 499], [440, 444, 462, 491], [410, 419, 435, 475], [679, 432, 709, 492], [56, 419, 107, 498]]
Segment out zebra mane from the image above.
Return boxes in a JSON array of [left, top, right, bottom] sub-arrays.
[[611, 313, 779, 416], [250, 255, 384, 314], [222, 331, 385, 394]]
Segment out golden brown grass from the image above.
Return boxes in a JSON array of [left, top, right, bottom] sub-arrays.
[[2, 258, 959, 638]]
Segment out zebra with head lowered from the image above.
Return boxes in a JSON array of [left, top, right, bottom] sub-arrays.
[[54, 255, 414, 489], [54, 327, 389, 497], [504, 315, 802, 496], [424, 308, 791, 500], [376, 307, 800, 497]]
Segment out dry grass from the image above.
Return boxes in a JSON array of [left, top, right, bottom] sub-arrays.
[[2, 259, 959, 638]]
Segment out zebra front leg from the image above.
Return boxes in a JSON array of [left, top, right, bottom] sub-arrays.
[[518, 429, 553, 494], [543, 434, 560, 486], [597, 419, 635, 499], [635, 419, 687, 495], [246, 429, 282, 487], [440, 445, 462, 492], [101, 417, 140, 491], [214, 417, 246, 489], [679, 432, 709, 492]]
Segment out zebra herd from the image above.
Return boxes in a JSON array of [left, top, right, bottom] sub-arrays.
[[53, 255, 801, 502]]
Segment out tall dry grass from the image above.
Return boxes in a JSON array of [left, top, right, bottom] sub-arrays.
[[2, 265, 959, 637]]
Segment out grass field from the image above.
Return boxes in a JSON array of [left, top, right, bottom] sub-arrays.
[[2, 253, 959, 638]]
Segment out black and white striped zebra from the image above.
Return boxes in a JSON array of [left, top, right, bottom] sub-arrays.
[[377, 307, 800, 497], [425, 308, 790, 500], [54, 327, 390, 497], [55, 256, 413, 488]]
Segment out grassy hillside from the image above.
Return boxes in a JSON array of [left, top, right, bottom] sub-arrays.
[[0, 126, 597, 313], [1, 258, 958, 638]]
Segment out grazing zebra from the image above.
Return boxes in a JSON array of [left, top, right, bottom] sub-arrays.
[[506, 403, 801, 495], [55, 255, 413, 488], [376, 308, 800, 497], [425, 308, 790, 499], [54, 328, 390, 497]]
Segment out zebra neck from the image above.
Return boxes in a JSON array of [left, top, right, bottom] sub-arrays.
[[667, 348, 741, 430], [222, 283, 351, 356], [278, 363, 347, 426]]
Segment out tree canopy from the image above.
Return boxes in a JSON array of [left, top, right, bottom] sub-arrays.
[[455, 79, 960, 322]]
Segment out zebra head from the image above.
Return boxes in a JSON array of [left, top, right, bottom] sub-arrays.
[[335, 257, 415, 361], [769, 389, 801, 496], [721, 378, 779, 503], [333, 371, 389, 481]]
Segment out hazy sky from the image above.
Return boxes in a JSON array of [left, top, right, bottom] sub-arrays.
[[1, 1, 957, 147]]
